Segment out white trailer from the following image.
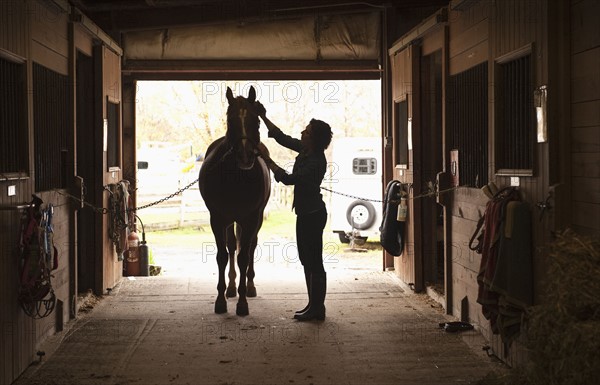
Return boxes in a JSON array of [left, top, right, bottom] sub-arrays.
[[328, 137, 382, 243]]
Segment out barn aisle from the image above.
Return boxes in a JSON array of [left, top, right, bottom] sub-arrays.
[[13, 249, 505, 385]]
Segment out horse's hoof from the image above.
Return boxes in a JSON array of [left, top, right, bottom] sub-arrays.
[[226, 286, 237, 298], [215, 300, 227, 314], [246, 286, 257, 298], [236, 303, 249, 316]]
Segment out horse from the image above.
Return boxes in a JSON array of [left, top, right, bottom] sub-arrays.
[[198, 86, 271, 316]]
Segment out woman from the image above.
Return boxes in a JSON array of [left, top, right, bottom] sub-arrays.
[[254, 103, 332, 321]]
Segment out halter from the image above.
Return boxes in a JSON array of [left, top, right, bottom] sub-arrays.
[[221, 86, 261, 167], [219, 135, 259, 165]]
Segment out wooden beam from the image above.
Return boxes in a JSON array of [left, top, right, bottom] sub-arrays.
[[71, 9, 123, 56]]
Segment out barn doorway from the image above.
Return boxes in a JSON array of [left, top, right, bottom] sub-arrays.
[[132, 80, 384, 278]]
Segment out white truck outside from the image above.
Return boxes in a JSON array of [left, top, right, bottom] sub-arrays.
[[327, 137, 382, 243]]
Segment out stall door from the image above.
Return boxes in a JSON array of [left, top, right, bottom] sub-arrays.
[[390, 22, 447, 295], [419, 49, 444, 297], [76, 50, 98, 294], [390, 43, 422, 290]]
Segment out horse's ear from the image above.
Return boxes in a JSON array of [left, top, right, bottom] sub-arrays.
[[226, 87, 234, 104], [247, 86, 256, 103]]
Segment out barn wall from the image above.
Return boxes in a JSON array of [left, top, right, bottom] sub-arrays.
[[389, 0, 565, 366], [0, 2, 124, 384], [26, 0, 73, 351], [446, 0, 495, 358], [447, 0, 551, 365], [0, 5, 32, 384], [0, 3, 72, 385], [570, 0, 600, 235], [0, 0, 28, 59], [0, 1, 32, 202]]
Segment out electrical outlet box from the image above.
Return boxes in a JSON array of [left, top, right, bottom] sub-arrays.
[[8, 185, 16, 196]]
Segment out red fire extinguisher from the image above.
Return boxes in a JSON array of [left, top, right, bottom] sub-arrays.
[[126, 228, 140, 276]]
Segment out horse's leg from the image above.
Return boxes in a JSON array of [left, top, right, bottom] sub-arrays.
[[211, 217, 229, 314], [225, 224, 237, 298], [246, 234, 258, 298], [235, 216, 260, 316], [246, 214, 264, 298]]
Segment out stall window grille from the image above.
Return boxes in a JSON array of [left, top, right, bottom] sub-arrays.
[[33, 63, 69, 191], [107, 99, 120, 170], [353, 158, 377, 175], [0, 57, 28, 175], [395, 100, 409, 167], [496, 54, 533, 173], [447, 62, 489, 187]]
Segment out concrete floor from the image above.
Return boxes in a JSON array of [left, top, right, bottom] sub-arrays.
[[14, 246, 506, 385]]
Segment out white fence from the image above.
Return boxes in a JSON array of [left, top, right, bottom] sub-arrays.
[[136, 174, 294, 231]]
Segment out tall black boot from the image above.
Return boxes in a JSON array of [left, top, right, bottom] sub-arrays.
[[294, 268, 311, 316], [295, 272, 326, 321]]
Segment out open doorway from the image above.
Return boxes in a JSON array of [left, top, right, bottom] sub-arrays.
[[132, 80, 383, 277]]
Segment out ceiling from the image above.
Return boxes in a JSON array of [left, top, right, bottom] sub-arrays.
[[69, 0, 449, 80], [70, 0, 449, 34]]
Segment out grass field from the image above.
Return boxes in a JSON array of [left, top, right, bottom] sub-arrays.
[[141, 208, 383, 275], [145, 208, 382, 254]]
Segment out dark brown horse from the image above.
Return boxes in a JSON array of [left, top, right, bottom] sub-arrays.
[[199, 86, 270, 316]]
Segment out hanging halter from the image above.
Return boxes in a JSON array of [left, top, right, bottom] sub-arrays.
[[17, 195, 58, 319]]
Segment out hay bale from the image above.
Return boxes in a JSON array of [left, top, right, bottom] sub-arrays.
[[523, 230, 600, 385]]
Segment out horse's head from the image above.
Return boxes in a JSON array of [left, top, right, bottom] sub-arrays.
[[225, 86, 261, 170]]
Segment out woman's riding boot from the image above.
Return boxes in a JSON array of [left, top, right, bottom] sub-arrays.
[[294, 268, 311, 316], [295, 272, 326, 321]]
